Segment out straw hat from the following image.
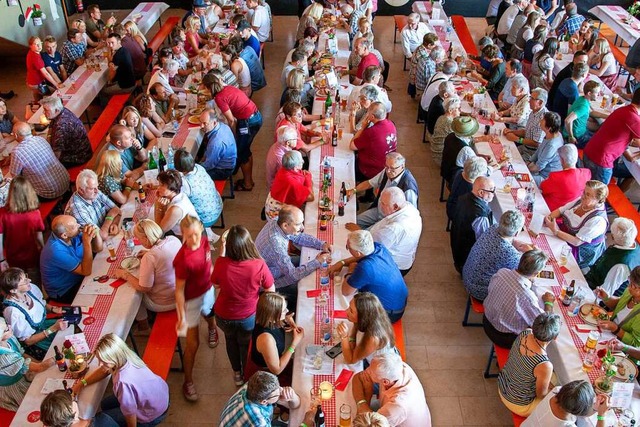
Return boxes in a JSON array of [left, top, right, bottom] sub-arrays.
[[452, 116, 479, 137]]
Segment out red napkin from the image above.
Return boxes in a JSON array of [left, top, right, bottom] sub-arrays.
[[110, 279, 127, 289], [307, 289, 321, 298], [334, 369, 354, 391], [559, 266, 570, 274], [333, 310, 348, 319]]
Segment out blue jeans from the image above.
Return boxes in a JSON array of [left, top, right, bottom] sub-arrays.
[[93, 395, 168, 427], [235, 111, 263, 167], [215, 314, 256, 373], [582, 154, 613, 184]]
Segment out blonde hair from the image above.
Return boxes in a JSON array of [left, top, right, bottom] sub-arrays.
[[134, 219, 164, 246], [121, 106, 144, 138], [72, 19, 86, 31], [94, 333, 145, 369], [255, 293, 286, 328], [594, 38, 610, 55], [584, 180, 608, 204], [6, 177, 39, 214], [180, 215, 204, 233], [124, 21, 147, 45], [185, 15, 201, 32], [286, 68, 305, 91], [95, 150, 123, 182], [353, 412, 390, 427]]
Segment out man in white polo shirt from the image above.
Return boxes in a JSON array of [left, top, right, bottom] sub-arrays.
[[247, 0, 270, 43]]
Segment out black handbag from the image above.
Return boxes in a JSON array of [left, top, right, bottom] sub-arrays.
[[37, 81, 52, 96]]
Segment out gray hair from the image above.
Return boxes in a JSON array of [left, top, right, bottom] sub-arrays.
[[340, 4, 353, 15], [360, 85, 380, 102], [439, 81, 455, 97], [76, 169, 98, 190], [246, 371, 280, 402], [443, 96, 461, 112], [281, 150, 303, 170], [371, 352, 403, 382], [163, 59, 179, 72], [205, 108, 219, 123], [463, 156, 487, 181], [441, 60, 458, 76], [430, 46, 446, 61], [517, 249, 548, 277], [408, 12, 420, 24], [556, 380, 597, 417], [497, 210, 525, 238], [348, 230, 375, 256], [40, 95, 64, 114], [511, 74, 528, 91], [532, 312, 561, 342], [531, 88, 548, 104], [611, 217, 638, 247], [380, 186, 406, 208], [558, 144, 578, 168], [386, 152, 405, 167], [478, 36, 493, 48], [276, 125, 297, 145], [357, 37, 372, 51], [368, 102, 387, 120], [300, 40, 316, 56]]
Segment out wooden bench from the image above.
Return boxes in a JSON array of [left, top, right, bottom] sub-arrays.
[[147, 16, 181, 58], [142, 310, 184, 379], [607, 183, 640, 244], [392, 319, 406, 361], [607, 39, 631, 81], [485, 344, 527, 425], [0, 407, 15, 427], [462, 295, 484, 327], [68, 93, 131, 183], [393, 15, 408, 44], [451, 15, 479, 57]]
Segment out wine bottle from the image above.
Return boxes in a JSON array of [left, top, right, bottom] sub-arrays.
[[138, 182, 146, 204], [54, 346, 67, 372], [158, 148, 167, 172], [562, 280, 575, 306], [315, 405, 325, 427]]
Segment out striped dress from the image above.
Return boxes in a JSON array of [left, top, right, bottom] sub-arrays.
[[498, 330, 549, 406], [0, 336, 31, 411]]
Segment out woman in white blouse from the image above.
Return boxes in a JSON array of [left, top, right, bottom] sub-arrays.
[[155, 170, 200, 238]]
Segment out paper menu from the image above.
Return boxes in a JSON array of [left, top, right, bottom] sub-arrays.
[[610, 382, 634, 408], [78, 282, 114, 296], [65, 333, 90, 354], [40, 378, 67, 394]]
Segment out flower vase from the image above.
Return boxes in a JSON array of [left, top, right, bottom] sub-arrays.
[[33, 17, 43, 26]]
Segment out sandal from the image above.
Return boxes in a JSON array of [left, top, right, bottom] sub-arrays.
[[234, 180, 254, 191]]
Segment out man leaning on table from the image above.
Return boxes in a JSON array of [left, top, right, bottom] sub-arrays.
[[352, 352, 431, 427], [255, 205, 331, 310], [483, 249, 556, 349], [42, 95, 93, 168], [40, 215, 103, 304], [61, 29, 87, 76], [65, 169, 121, 241]]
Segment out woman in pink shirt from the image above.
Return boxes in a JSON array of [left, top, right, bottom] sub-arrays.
[[212, 225, 274, 386]]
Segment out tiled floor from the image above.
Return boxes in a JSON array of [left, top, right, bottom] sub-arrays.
[[1, 11, 638, 427]]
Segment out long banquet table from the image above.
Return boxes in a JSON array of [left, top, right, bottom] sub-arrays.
[[466, 88, 640, 426], [588, 5, 640, 47], [290, 26, 361, 427]]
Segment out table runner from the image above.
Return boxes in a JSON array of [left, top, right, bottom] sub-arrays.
[[141, 3, 154, 12], [65, 68, 95, 96], [106, 237, 131, 278]]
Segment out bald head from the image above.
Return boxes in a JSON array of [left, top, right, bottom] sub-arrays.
[[51, 215, 80, 239], [13, 122, 32, 140], [472, 176, 495, 201]]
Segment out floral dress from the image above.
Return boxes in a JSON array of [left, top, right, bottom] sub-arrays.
[[181, 164, 222, 227], [508, 95, 532, 130], [99, 175, 122, 199]]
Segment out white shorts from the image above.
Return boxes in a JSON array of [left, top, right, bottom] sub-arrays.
[[184, 287, 214, 329]]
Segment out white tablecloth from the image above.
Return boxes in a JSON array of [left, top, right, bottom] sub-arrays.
[[589, 5, 640, 47], [122, 2, 170, 36], [290, 28, 360, 427]]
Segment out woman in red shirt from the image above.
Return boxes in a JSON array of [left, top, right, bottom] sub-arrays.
[[25, 37, 60, 102], [0, 177, 45, 286], [264, 151, 314, 220], [173, 215, 217, 402], [202, 70, 262, 191], [212, 225, 274, 386], [275, 102, 324, 153]]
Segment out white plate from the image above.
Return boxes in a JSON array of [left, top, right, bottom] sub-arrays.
[[120, 257, 140, 270], [614, 355, 638, 382]]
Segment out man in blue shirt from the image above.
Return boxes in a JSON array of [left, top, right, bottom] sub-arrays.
[[197, 109, 237, 180], [338, 230, 408, 323], [237, 20, 261, 58], [550, 62, 589, 122], [41, 36, 66, 84], [40, 215, 103, 303]]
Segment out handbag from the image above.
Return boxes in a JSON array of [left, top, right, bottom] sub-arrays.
[[37, 81, 52, 96]]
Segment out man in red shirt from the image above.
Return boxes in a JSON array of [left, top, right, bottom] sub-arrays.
[[583, 89, 640, 184], [539, 144, 591, 212], [350, 102, 397, 182], [350, 38, 381, 85]]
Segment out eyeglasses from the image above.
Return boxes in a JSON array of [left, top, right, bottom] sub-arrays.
[[385, 164, 403, 171], [481, 188, 496, 194]]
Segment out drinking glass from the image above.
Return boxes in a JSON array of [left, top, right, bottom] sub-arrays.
[[559, 244, 570, 266], [339, 404, 352, 426], [310, 386, 322, 407], [106, 240, 117, 262]]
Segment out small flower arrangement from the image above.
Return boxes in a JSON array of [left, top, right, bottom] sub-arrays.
[[628, 1, 640, 18], [597, 349, 618, 393], [62, 340, 87, 375]]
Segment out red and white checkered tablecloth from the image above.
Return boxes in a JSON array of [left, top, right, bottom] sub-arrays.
[[65, 68, 95, 95]]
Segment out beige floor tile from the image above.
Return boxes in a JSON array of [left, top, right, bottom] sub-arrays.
[[427, 396, 464, 426], [458, 396, 516, 425], [406, 345, 430, 370], [426, 345, 492, 370], [419, 369, 488, 397]]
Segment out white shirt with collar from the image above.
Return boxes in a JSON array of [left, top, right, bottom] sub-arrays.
[[400, 22, 429, 58], [251, 5, 270, 42], [369, 203, 422, 270], [348, 83, 393, 113], [497, 3, 522, 35]]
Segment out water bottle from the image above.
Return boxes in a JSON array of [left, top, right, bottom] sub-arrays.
[[125, 237, 135, 258], [319, 262, 330, 288], [166, 145, 175, 170]]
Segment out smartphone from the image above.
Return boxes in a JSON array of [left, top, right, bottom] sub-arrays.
[[325, 342, 343, 359], [122, 217, 133, 227]]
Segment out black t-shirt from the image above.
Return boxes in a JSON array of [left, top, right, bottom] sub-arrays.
[[112, 47, 136, 89]]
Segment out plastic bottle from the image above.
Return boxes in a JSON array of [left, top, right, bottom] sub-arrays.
[[166, 145, 175, 170], [319, 262, 330, 287]]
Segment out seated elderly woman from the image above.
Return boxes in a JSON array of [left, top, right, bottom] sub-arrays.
[[528, 111, 564, 186], [154, 170, 199, 237], [173, 148, 223, 229], [586, 218, 640, 294], [463, 210, 533, 301], [544, 180, 609, 270], [493, 74, 531, 130], [446, 156, 487, 223], [275, 102, 324, 153], [498, 313, 561, 417], [1, 268, 68, 360], [265, 151, 313, 220], [522, 380, 609, 426], [431, 96, 461, 166], [595, 266, 640, 347], [349, 85, 381, 133], [266, 126, 298, 191], [114, 219, 181, 331], [539, 144, 592, 212], [0, 316, 54, 411]]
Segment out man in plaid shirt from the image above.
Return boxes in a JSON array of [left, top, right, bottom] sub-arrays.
[[556, 3, 586, 38], [61, 29, 86, 75], [219, 371, 313, 427], [408, 33, 439, 98]]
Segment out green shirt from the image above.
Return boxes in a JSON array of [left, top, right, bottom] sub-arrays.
[[562, 96, 590, 139]]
